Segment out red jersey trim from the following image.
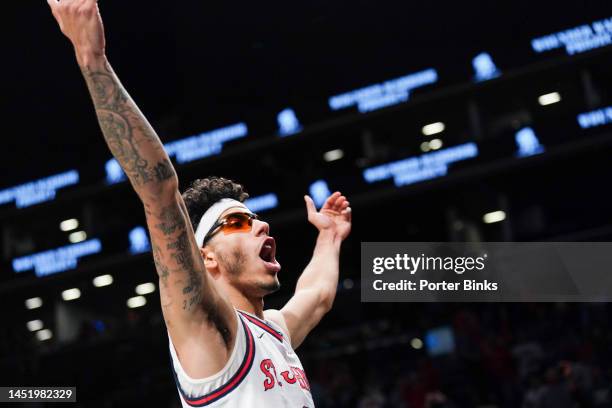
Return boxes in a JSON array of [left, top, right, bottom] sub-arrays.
[[171, 314, 255, 406]]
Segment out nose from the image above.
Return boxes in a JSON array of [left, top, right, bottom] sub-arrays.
[[253, 219, 269, 237]]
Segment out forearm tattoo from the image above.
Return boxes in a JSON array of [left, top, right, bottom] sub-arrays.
[[81, 61, 175, 188]]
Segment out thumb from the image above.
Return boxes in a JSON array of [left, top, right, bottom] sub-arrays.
[[304, 195, 317, 215], [47, 0, 58, 16]]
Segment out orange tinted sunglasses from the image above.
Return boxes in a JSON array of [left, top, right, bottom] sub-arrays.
[[202, 212, 258, 245]]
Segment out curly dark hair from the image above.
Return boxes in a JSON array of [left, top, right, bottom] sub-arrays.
[[182, 177, 249, 232]]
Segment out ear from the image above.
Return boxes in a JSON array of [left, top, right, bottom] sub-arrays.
[[200, 246, 220, 277]]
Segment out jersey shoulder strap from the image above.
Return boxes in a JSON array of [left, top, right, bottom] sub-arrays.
[[239, 310, 287, 343], [168, 311, 256, 407]]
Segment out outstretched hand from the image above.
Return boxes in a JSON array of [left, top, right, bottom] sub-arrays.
[[304, 192, 352, 241], [47, 0, 106, 66]]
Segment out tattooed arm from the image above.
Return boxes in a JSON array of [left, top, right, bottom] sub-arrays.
[[47, 0, 237, 378]]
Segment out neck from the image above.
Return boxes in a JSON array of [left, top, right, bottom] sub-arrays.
[[219, 280, 265, 318], [234, 297, 265, 318]]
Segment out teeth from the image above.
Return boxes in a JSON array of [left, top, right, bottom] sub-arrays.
[[264, 245, 272, 249]]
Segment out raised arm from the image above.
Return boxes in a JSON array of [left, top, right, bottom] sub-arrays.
[[47, 0, 237, 377], [265, 192, 352, 349]]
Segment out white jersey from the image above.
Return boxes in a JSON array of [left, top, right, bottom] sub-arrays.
[[169, 309, 315, 407]]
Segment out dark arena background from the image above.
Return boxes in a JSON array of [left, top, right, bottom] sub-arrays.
[[2, 1, 612, 407]]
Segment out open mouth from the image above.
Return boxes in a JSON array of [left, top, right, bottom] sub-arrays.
[[258, 237, 276, 263]]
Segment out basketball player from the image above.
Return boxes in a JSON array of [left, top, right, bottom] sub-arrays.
[[46, 1, 352, 406]]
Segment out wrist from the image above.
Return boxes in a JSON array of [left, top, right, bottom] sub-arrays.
[[75, 48, 107, 71], [316, 229, 342, 249]]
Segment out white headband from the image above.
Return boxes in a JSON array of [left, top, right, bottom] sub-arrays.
[[194, 198, 249, 247]]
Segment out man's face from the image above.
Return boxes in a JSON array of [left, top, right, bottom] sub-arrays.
[[206, 208, 281, 297]]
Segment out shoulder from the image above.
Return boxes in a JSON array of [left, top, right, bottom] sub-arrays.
[[263, 309, 292, 343]]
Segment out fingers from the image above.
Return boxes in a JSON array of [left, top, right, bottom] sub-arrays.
[[332, 191, 351, 221], [47, 0, 74, 8], [45, 0, 75, 17], [321, 191, 351, 212], [304, 195, 317, 215], [342, 206, 352, 222], [47, 0, 97, 12], [46, 0, 101, 35], [50, 0, 97, 4], [331, 193, 348, 211], [47, 0, 61, 25], [321, 191, 341, 210], [314, 191, 352, 220]]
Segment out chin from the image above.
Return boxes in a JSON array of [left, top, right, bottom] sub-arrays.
[[258, 278, 281, 295]]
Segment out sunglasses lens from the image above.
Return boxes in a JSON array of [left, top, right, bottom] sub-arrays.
[[221, 213, 254, 234]]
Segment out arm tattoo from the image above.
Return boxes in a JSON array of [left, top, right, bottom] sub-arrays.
[[152, 244, 170, 286], [149, 202, 232, 344], [83, 64, 232, 338], [155, 205, 182, 235], [153, 244, 174, 309], [152, 159, 174, 182], [167, 230, 204, 311], [81, 61, 175, 188]]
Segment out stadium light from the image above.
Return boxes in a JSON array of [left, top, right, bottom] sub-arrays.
[[27, 320, 43, 332], [36, 329, 53, 341], [538, 92, 561, 106], [62, 288, 81, 301], [323, 149, 344, 162], [93, 275, 114, 288], [483, 210, 506, 224], [127, 296, 147, 309], [422, 122, 445, 136], [60, 219, 79, 232], [135, 283, 156, 295], [429, 139, 444, 150], [69, 231, 87, 243], [25, 297, 43, 310]]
